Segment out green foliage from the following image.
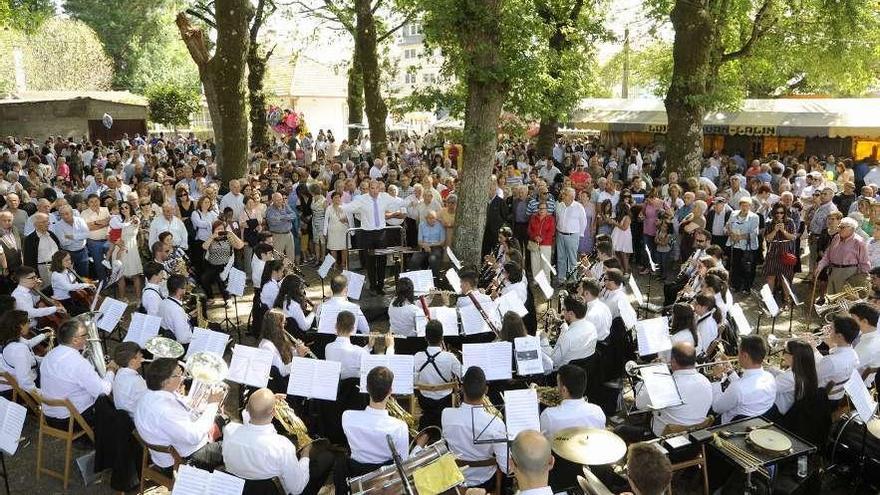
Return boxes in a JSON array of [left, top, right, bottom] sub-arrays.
[[0, 0, 53, 32], [597, 41, 672, 98], [146, 82, 200, 127]]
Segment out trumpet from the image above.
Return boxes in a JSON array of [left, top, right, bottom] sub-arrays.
[[693, 358, 739, 370], [824, 284, 869, 303], [767, 331, 825, 351]]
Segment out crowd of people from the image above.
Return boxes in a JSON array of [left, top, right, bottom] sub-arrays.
[[0, 129, 879, 493]]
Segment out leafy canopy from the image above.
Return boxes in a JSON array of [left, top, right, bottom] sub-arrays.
[[146, 82, 200, 127]]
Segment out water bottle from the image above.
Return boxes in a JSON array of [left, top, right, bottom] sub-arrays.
[[797, 455, 808, 478]]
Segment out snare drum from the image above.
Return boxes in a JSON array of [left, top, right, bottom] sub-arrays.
[[349, 441, 460, 495]]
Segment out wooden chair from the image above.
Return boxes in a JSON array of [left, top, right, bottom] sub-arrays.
[[454, 458, 502, 495], [133, 430, 183, 494], [32, 390, 95, 490], [0, 371, 39, 414], [826, 379, 851, 421], [661, 415, 715, 495]]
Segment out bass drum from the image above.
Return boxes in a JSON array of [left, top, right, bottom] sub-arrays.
[[828, 413, 880, 486]]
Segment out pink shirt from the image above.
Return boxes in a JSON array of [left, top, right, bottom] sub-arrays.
[[817, 234, 871, 274]]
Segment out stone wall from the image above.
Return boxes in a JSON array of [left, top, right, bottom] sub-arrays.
[[0, 98, 147, 139]]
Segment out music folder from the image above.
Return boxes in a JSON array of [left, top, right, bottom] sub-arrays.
[[636, 363, 683, 410], [0, 397, 26, 455], [172, 464, 244, 495]]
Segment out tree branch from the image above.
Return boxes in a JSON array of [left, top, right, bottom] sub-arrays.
[[176, 12, 212, 67], [721, 0, 774, 63], [377, 12, 416, 43], [321, 0, 356, 33], [371, 0, 383, 14], [185, 7, 217, 29]]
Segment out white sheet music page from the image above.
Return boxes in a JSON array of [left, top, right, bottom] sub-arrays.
[[96, 297, 127, 332], [317, 306, 342, 335], [514, 336, 543, 376], [446, 247, 462, 270], [186, 327, 229, 359], [225, 267, 247, 297], [342, 270, 366, 300], [628, 274, 644, 306], [540, 253, 557, 276], [400, 269, 435, 295], [124, 312, 162, 347], [759, 284, 780, 317], [358, 355, 414, 394], [635, 317, 672, 356], [640, 364, 682, 409], [534, 271, 554, 299], [495, 291, 528, 318], [431, 307, 460, 336], [172, 464, 212, 495], [729, 303, 752, 336], [0, 397, 26, 455], [845, 369, 877, 422], [288, 357, 340, 400], [460, 302, 499, 335], [781, 276, 800, 306], [227, 345, 274, 388], [317, 254, 336, 279], [619, 299, 638, 329], [462, 342, 512, 381], [445, 269, 462, 294], [208, 470, 246, 495], [504, 388, 539, 440]]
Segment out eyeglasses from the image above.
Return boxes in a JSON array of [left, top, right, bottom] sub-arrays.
[[73, 333, 88, 339]]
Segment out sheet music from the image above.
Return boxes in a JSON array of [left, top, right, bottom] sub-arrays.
[[534, 271, 554, 299], [781, 276, 800, 306], [124, 313, 162, 347], [504, 388, 539, 440], [635, 317, 672, 356], [186, 327, 229, 358], [288, 357, 340, 400], [639, 364, 682, 409], [317, 254, 336, 279], [225, 267, 247, 297], [628, 274, 645, 305], [446, 247, 462, 270], [729, 303, 752, 335], [96, 297, 127, 332], [359, 355, 415, 395], [495, 291, 528, 318], [514, 336, 543, 376], [415, 307, 459, 337], [227, 345, 274, 388], [462, 342, 512, 381], [400, 269, 435, 295], [619, 299, 638, 329], [540, 253, 557, 276], [317, 306, 341, 335], [759, 284, 780, 317], [459, 303, 499, 335], [0, 397, 26, 455], [220, 256, 235, 282], [845, 369, 877, 422], [342, 270, 365, 300], [445, 269, 462, 294], [173, 465, 245, 495]]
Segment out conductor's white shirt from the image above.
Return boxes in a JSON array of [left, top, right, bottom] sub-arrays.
[[40, 345, 115, 418], [160, 297, 193, 344], [539, 398, 606, 438], [342, 407, 409, 464], [223, 422, 310, 495], [113, 367, 148, 415], [441, 404, 509, 486], [134, 389, 217, 468], [636, 368, 713, 436], [540, 318, 597, 369], [340, 192, 407, 231], [711, 367, 776, 424]]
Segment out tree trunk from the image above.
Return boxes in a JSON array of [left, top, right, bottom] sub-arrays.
[[247, 48, 270, 150], [663, 0, 715, 179], [347, 40, 365, 143], [354, 0, 388, 158], [176, 0, 253, 181], [535, 117, 558, 160]]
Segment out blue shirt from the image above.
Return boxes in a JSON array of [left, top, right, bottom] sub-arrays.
[[266, 204, 296, 233], [418, 220, 445, 246]]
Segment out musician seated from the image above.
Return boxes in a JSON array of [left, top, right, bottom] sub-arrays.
[[508, 430, 553, 495], [12, 265, 64, 329], [260, 309, 311, 392], [499, 261, 527, 302], [159, 274, 193, 345], [388, 277, 421, 337], [0, 310, 44, 395], [813, 315, 860, 405], [251, 243, 275, 304], [711, 335, 776, 424], [134, 358, 224, 471], [624, 443, 673, 495], [40, 319, 118, 429], [224, 388, 334, 495], [539, 295, 597, 369], [663, 230, 709, 306], [260, 260, 285, 312], [850, 302, 880, 386], [634, 343, 712, 437], [578, 279, 612, 342], [318, 274, 369, 334], [660, 304, 698, 363], [693, 294, 719, 358], [342, 366, 409, 474], [49, 250, 93, 316], [413, 321, 462, 430], [456, 269, 493, 310], [111, 342, 147, 416], [600, 269, 627, 319], [540, 364, 605, 438], [589, 240, 614, 280], [150, 241, 172, 293], [139, 262, 167, 317], [276, 275, 316, 335], [442, 367, 509, 490]]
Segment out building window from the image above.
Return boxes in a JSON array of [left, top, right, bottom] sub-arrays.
[[405, 73, 416, 84], [422, 73, 436, 84], [407, 24, 421, 36], [404, 48, 417, 59]]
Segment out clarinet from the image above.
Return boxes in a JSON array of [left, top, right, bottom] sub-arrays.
[[418, 295, 431, 320], [466, 292, 500, 339]]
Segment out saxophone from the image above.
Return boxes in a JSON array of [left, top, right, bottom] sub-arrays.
[[387, 397, 419, 437], [273, 396, 317, 450], [481, 396, 502, 418]]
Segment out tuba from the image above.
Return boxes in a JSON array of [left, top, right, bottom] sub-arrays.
[[273, 396, 319, 450], [184, 352, 229, 419], [75, 313, 107, 377]]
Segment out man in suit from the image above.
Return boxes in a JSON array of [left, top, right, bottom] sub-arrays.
[[705, 197, 732, 249], [23, 213, 61, 290], [0, 210, 23, 292], [482, 177, 509, 257]]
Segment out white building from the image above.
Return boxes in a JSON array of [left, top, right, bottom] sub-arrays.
[[387, 22, 447, 133]]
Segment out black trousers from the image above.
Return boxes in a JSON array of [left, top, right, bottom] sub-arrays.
[[359, 229, 388, 290], [729, 248, 756, 292], [187, 441, 224, 471], [416, 392, 452, 431], [200, 262, 229, 300]]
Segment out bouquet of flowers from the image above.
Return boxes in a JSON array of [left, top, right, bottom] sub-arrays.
[[267, 106, 308, 138]]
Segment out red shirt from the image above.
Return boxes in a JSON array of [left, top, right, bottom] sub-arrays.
[[570, 170, 590, 191], [528, 214, 556, 246]]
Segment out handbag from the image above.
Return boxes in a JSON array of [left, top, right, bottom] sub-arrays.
[[780, 251, 797, 266]]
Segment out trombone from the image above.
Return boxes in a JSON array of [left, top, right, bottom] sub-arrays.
[[693, 358, 739, 370]]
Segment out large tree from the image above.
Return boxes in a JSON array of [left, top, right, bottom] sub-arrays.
[[247, 0, 277, 150], [0, 0, 52, 32], [176, 0, 253, 180]]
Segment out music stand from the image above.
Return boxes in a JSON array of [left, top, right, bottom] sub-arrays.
[[625, 363, 684, 417], [470, 403, 509, 445], [641, 245, 660, 318], [221, 278, 243, 343], [780, 274, 803, 337], [751, 289, 778, 335]]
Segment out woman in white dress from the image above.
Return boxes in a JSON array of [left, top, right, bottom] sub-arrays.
[[323, 191, 349, 270], [311, 183, 327, 263], [610, 191, 634, 275], [115, 201, 143, 300]]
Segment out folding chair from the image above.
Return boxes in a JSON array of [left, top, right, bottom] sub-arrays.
[[32, 390, 95, 490], [662, 415, 715, 495], [133, 430, 183, 494], [0, 372, 38, 414]]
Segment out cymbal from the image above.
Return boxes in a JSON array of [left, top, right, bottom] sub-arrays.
[[551, 427, 626, 465], [867, 418, 880, 439]]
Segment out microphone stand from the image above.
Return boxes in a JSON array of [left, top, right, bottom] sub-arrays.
[[386, 434, 414, 495]]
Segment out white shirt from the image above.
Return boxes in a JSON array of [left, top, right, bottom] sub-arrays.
[[342, 407, 409, 464], [261, 279, 281, 309], [134, 389, 217, 468], [340, 192, 407, 231], [40, 345, 115, 418], [771, 369, 796, 415], [251, 255, 267, 288], [191, 210, 218, 242], [441, 404, 509, 486], [816, 346, 859, 400], [318, 296, 370, 334], [160, 297, 193, 344], [219, 192, 245, 218], [223, 422, 310, 495], [636, 368, 713, 436], [259, 339, 290, 377], [539, 398, 605, 438], [388, 302, 421, 337], [501, 280, 528, 304], [555, 200, 587, 237], [712, 367, 777, 424], [113, 367, 147, 415], [0, 340, 39, 392], [585, 299, 612, 341], [50, 270, 88, 300], [148, 215, 189, 249], [696, 313, 719, 356], [601, 288, 627, 319], [51, 216, 89, 252], [283, 300, 314, 333], [413, 346, 462, 400], [12, 285, 57, 328], [855, 330, 880, 385], [141, 283, 166, 317], [540, 318, 597, 369]]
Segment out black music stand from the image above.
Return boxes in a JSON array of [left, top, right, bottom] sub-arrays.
[[640, 245, 660, 318], [780, 274, 802, 337]]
